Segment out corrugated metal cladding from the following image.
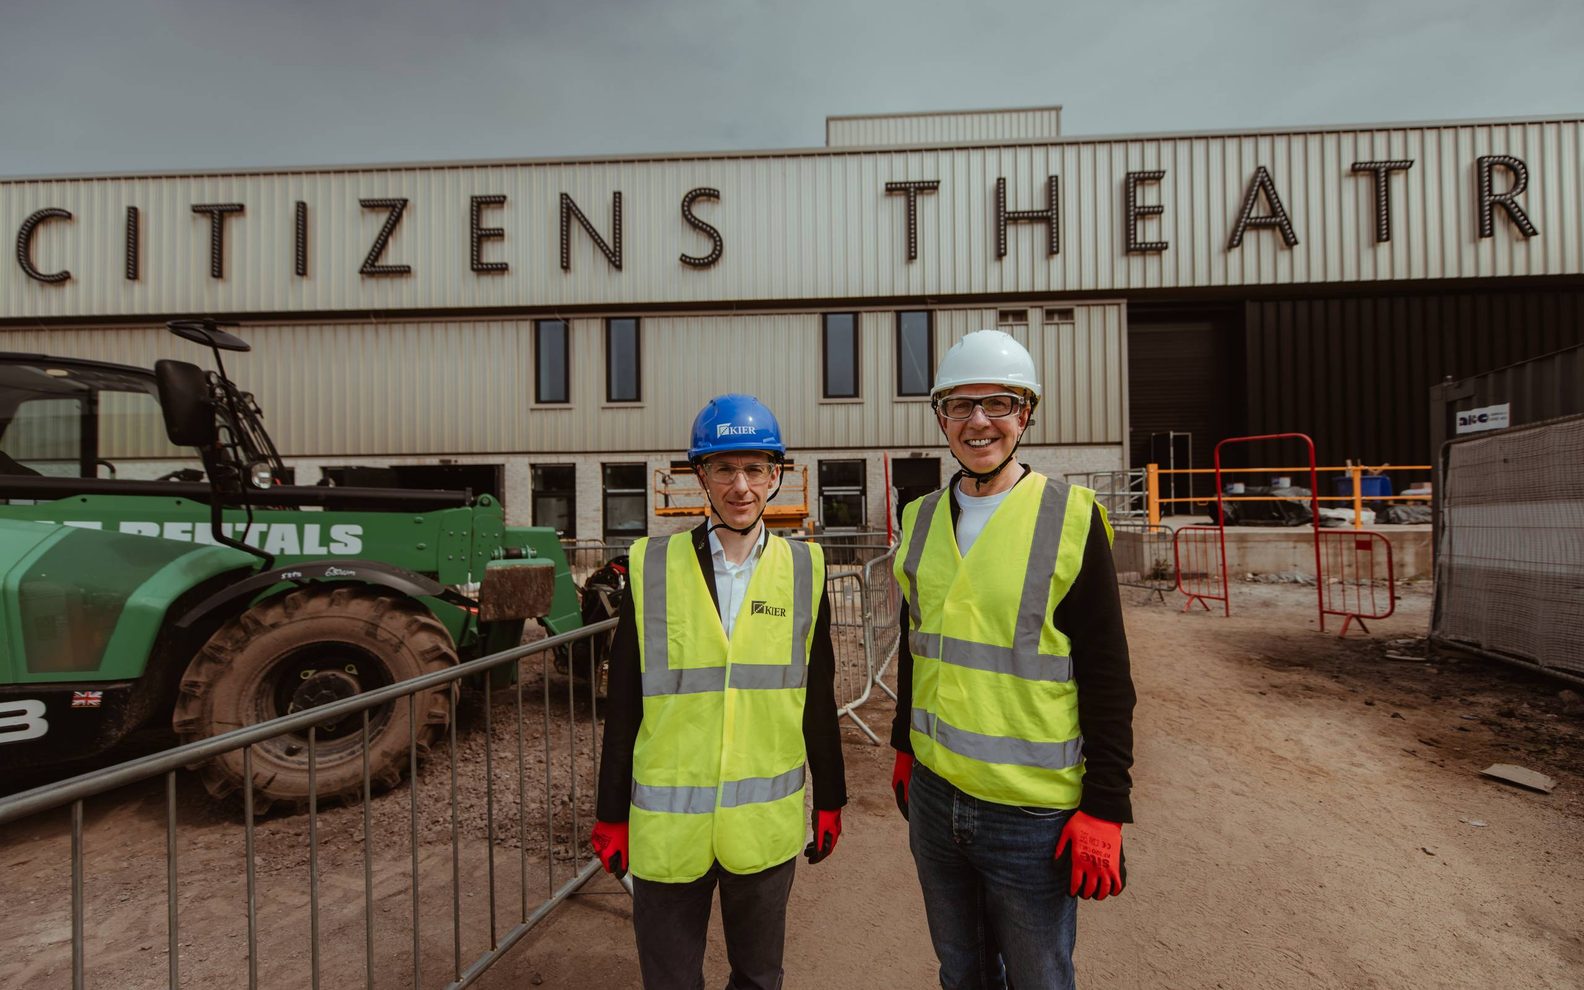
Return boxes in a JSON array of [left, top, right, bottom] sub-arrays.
[[5, 117, 1581, 321], [1242, 288, 1584, 469], [1428, 340, 1584, 459], [825, 108, 1062, 147], [0, 302, 1123, 458]]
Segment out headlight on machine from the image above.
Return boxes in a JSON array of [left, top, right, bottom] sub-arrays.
[[248, 461, 274, 489]]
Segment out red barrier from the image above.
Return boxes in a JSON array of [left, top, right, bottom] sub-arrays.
[[1215, 433, 1325, 630], [1318, 531, 1396, 637], [1173, 525, 1229, 616]]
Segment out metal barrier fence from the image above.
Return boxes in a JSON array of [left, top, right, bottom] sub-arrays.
[[1062, 469, 1148, 519], [0, 619, 616, 990], [1110, 519, 1175, 602], [1172, 525, 1229, 615], [1318, 531, 1397, 637], [560, 540, 632, 587], [1433, 414, 1584, 681], [795, 540, 898, 745]]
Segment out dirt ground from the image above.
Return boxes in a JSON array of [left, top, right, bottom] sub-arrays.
[[3, 579, 1582, 989]]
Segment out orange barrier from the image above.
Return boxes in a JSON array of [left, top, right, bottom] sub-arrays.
[[1172, 525, 1229, 616], [1318, 531, 1396, 637], [1147, 462, 1432, 528]]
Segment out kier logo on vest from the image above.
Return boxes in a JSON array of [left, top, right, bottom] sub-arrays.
[[750, 600, 787, 617]]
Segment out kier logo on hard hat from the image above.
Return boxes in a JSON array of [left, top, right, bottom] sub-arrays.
[[717, 424, 757, 437]]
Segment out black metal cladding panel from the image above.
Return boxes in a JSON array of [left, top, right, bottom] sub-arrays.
[[1127, 322, 1239, 469], [1443, 343, 1584, 425], [1244, 288, 1584, 469]]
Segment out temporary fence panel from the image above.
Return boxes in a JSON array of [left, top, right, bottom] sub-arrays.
[[793, 535, 898, 745], [1317, 530, 1397, 637], [862, 546, 903, 706], [1062, 468, 1148, 519], [1111, 519, 1176, 602], [0, 620, 617, 990], [560, 540, 631, 587], [825, 570, 879, 744], [1172, 525, 1229, 615], [1433, 414, 1584, 680]]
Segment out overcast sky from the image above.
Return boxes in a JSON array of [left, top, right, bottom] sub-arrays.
[[2, 0, 1580, 176]]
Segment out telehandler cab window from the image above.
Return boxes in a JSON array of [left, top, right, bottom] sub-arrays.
[[0, 360, 203, 480], [0, 396, 81, 477]]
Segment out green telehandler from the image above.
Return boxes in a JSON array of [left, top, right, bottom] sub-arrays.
[[0, 320, 586, 807]]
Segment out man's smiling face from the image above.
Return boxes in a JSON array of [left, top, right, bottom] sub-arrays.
[[938, 383, 1031, 476]]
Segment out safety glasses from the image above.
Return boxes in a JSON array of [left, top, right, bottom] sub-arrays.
[[933, 392, 1026, 421], [702, 461, 777, 484]]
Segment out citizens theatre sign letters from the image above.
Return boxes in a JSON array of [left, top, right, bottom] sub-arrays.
[[10, 153, 1549, 290]]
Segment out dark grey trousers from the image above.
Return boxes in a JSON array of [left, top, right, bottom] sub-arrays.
[[631, 857, 797, 990]]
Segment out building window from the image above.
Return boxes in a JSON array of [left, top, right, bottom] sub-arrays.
[[535, 319, 569, 404], [602, 463, 648, 544], [818, 459, 867, 529], [606, 318, 641, 403], [896, 310, 933, 397], [822, 313, 859, 398], [532, 465, 576, 538]]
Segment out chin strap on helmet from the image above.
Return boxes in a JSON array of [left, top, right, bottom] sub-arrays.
[[945, 411, 1035, 493], [953, 444, 1022, 493]]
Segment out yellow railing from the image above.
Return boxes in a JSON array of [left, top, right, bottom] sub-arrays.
[[1145, 463, 1432, 529]]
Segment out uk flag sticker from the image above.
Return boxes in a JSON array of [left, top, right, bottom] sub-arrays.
[[70, 691, 103, 709]]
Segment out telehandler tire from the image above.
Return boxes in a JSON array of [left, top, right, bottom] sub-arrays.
[[173, 585, 457, 809]]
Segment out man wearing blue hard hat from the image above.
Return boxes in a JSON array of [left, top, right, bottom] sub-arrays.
[[592, 394, 847, 990]]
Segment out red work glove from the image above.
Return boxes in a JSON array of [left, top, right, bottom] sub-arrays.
[[590, 820, 629, 879], [891, 752, 914, 820], [804, 809, 842, 864], [1054, 811, 1126, 900]]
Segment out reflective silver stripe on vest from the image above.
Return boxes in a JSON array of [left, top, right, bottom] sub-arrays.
[[911, 708, 1083, 771], [941, 635, 1072, 682], [645, 667, 728, 696], [1012, 479, 1071, 658], [641, 534, 672, 674], [787, 538, 814, 668], [719, 766, 806, 808], [909, 630, 941, 659], [902, 488, 946, 630], [632, 782, 716, 814], [729, 663, 807, 690]]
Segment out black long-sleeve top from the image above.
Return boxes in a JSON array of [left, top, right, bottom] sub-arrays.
[[889, 469, 1137, 824], [596, 522, 848, 823]]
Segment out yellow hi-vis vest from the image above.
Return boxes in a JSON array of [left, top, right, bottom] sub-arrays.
[[893, 473, 1108, 809], [628, 531, 824, 883]]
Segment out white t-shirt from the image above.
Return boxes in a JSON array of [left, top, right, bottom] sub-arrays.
[[954, 483, 1013, 555]]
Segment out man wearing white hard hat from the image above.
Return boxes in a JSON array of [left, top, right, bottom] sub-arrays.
[[889, 330, 1136, 989]]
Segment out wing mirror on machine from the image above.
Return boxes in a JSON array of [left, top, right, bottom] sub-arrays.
[[154, 359, 218, 447]]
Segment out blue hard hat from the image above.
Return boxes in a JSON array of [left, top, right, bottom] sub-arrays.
[[687, 394, 786, 461]]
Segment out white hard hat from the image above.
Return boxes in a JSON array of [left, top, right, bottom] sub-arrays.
[[930, 329, 1042, 403]]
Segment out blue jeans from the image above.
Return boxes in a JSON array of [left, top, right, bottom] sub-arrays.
[[909, 761, 1077, 990]]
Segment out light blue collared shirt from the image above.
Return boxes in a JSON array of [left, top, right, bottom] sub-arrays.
[[707, 523, 768, 637]]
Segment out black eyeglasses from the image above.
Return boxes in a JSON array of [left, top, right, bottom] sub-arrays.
[[933, 392, 1026, 421]]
